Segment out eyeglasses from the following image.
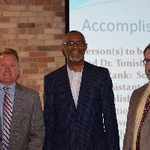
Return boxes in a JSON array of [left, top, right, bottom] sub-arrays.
[[143, 58, 150, 65], [63, 41, 86, 46]]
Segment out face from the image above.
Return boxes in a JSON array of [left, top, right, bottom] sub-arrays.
[[62, 33, 87, 62], [144, 48, 150, 80], [0, 54, 20, 86]]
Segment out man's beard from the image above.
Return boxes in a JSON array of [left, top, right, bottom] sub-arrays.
[[66, 53, 84, 62]]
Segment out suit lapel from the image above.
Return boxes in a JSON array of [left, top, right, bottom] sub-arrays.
[[61, 65, 77, 110], [128, 84, 148, 138], [130, 84, 148, 121], [9, 83, 24, 147], [77, 62, 92, 109], [61, 63, 92, 110]]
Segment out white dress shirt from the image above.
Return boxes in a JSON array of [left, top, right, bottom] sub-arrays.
[[67, 67, 82, 107]]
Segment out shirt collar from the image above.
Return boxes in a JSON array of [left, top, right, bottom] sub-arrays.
[[0, 82, 16, 91], [67, 66, 83, 74]]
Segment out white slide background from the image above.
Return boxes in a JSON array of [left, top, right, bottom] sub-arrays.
[[69, 0, 150, 149]]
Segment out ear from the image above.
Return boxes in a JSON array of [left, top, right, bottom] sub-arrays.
[[62, 44, 65, 51], [61, 44, 66, 57], [18, 66, 20, 75], [84, 43, 87, 52], [16, 66, 20, 80]]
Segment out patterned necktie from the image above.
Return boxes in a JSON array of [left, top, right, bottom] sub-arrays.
[[136, 93, 150, 150], [3, 87, 13, 150]]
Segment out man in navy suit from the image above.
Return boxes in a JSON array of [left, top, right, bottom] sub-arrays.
[[43, 30, 120, 150]]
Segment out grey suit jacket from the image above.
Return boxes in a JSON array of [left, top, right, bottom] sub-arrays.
[[0, 82, 45, 150], [123, 83, 150, 150]]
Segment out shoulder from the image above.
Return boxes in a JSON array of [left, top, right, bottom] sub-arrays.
[[16, 82, 39, 95], [132, 83, 148, 94], [131, 83, 148, 100], [84, 61, 109, 74], [44, 64, 66, 79]]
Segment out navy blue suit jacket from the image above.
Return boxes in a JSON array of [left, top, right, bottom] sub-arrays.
[[43, 61, 120, 150]]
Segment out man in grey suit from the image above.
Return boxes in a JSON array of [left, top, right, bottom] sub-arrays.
[[0, 48, 45, 150], [123, 43, 150, 150]]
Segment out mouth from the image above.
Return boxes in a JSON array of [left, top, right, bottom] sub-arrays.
[[70, 50, 80, 55], [4, 74, 11, 77]]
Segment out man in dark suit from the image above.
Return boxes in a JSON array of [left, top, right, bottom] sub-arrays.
[[43, 30, 120, 150], [0, 48, 45, 150], [123, 44, 150, 150]]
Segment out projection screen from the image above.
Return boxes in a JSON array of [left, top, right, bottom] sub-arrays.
[[66, 0, 150, 148]]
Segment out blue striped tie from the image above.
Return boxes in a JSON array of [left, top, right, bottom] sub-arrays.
[[3, 87, 13, 150]]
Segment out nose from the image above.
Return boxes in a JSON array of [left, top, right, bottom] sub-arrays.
[[72, 43, 79, 49], [5, 65, 11, 71]]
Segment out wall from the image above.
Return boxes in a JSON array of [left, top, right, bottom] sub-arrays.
[[0, 0, 66, 108]]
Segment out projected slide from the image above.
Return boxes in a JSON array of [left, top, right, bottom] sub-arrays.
[[69, 0, 150, 148]]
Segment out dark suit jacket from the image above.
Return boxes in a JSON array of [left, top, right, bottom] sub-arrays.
[[43, 61, 120, 150], [123, 83, 150, 150], [0, 82, 45, 150]]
